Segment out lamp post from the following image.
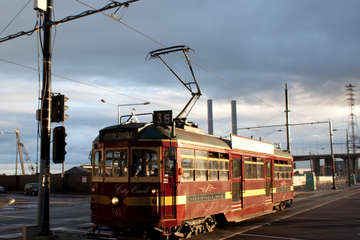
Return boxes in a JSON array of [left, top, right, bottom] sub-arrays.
[[0, 130, 19, 175], [101, 99, 150, 124], [262, 130, 282, 141], [334, 128, 351, 186]]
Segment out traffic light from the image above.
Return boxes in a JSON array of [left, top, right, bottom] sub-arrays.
[[53, 126, 67, 163], [51, 94, 69, 123]]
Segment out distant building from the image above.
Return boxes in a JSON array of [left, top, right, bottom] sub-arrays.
[[65, 165, 91, 174]]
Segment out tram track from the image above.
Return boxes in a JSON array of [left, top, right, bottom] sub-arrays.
[[219, 187, 360, 240], [188, 186, 360, 240]]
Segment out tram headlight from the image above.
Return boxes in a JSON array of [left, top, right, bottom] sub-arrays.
[[112, 197, 119, 205], [151, 189, 157, 194]]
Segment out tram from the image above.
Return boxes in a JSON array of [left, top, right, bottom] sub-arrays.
[[89, 46, 293, 239], [89, 112, 294, 239]]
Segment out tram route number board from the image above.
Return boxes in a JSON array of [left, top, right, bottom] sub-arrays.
[[153, 110, 173, 126]]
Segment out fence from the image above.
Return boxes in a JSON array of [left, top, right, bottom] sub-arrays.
[[293, 175, 349, 188], [0, 173, 91, 194]]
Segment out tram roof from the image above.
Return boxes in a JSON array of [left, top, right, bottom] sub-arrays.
[[95, 123, 292, 159], [96, 122, 230, 149]]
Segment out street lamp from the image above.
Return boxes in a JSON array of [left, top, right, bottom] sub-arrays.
[[101, 99, 150, 124], [0, 130, 19, 175], [262, 130, 282, 141]]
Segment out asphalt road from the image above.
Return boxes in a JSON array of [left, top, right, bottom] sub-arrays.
[[192, 185, 360, 240], [0, 185, 359, 240], [0, 193, 91, 239]]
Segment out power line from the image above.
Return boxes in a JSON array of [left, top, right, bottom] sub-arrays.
[[0, 0, 327, 131], [0, 0, 32, 36]]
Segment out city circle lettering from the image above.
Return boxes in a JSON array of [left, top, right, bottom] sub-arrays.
[[115, 184, 152, 196], [104, 131, 135, 141]]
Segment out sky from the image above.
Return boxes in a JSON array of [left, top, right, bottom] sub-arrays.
[[0, 0, 359, 175]]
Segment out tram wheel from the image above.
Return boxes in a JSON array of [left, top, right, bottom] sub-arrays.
[[279, 202, 285, 211]]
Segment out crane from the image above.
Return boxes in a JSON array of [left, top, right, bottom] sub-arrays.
[[14, 130, 35, 175], [20, 143, 36, 175]]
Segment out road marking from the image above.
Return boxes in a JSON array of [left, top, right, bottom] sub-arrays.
[[0, 214, 36, 220], [0, 232, 22, 239], [241, 233, 304, 240], [221, 188, 360, 240]]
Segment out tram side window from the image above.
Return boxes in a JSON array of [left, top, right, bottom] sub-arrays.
[[244, 157, 252, 179], [131, 149, 158, 177], [257, 158, 264, 179], [219, 160, 229, 180], [181, 158, 194, 181], [93, 151, 103, 177], [105, 149, 128, 177], [209, 159, 219, 181], [244, 157, 264, 179], [219, 153, 229, 180], [288, 165, 293, 179], [195, 159, 207, 181], [195, 150, 208, 181], [274, 161, 292, 179]]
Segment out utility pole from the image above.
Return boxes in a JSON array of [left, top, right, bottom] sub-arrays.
[[285, 83, 291, 154], [1, 1, 141, 235], [37, 0, 53, 235], [329, 120, 337, 190]]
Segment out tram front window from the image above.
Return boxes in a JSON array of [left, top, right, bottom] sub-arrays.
[[93, 151, 103, 177], [105, 149, 128, 177], [131, 149, 158, 177]]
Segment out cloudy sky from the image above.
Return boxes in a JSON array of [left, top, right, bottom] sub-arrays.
[[0, 0, 359, 175]]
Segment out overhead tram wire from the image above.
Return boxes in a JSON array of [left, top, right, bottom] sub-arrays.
[[75, 0, 329, 130], [1, 0, 323, 129], [0, 0, 32, 36]]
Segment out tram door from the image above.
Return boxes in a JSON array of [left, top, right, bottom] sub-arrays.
[[265, 159, 272, 203], [231, 157, 242, 208], [163, 147, 176, 218]]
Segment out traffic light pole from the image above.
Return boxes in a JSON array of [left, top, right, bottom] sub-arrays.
[[37, 0, 53, 235]]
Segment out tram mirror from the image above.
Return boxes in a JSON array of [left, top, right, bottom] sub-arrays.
[[169, 146, 176, 160], [293, 163, 296, 169]]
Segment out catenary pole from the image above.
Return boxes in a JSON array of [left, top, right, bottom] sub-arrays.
[[285, 83, 291, 154], [329, 120, 337, 190], [37, 0, 53, 235]]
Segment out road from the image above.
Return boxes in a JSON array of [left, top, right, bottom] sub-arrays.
[[192, 185, 360, 240], [0, 185, 359, 240], [0, 193, 91, 239]]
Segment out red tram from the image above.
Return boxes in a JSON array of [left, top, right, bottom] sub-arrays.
[[89, 112, 294, 239]]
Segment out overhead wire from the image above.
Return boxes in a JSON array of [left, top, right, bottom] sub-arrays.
[[1, 0, 328, 134], [73, 0, 289, 127], [0, 0, 32, 36]]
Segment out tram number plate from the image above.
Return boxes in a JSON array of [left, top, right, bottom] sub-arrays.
[[153, 110, 173, 126], [111, 208, 121, 217]]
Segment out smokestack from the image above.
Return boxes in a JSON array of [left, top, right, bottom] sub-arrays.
[[231, 100, 237, 135], [207, 99, 213, 135]]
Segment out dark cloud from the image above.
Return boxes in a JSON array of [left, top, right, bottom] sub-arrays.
[[1, 0, 359, 173]]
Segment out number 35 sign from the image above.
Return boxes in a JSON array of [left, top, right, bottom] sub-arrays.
[[153, 110, 173, 126]]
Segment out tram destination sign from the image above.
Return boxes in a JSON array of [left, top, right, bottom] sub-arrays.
[[100, 129, 138, 142], [153, 110, 173, 126]]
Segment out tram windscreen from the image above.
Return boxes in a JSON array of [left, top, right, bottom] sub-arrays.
[[131, 149, 158, 177], [105, 149, 128, 177], [93, 151, 103, 177]]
